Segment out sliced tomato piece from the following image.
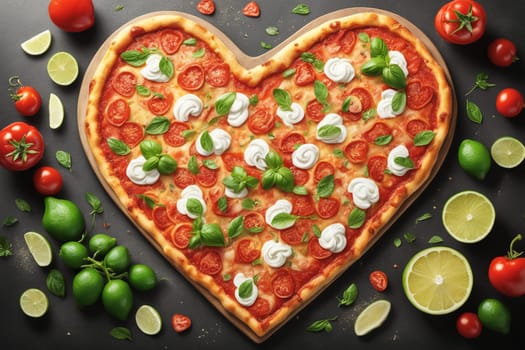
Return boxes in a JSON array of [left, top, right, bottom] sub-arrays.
[[363, 122, 392, 143], [196, 0, 215, 15], [152, 206, 173, 230], [172, 313, 192, 333], [170, 223, 193, 249], [306, 99, 325, 122], [290, 166, 309, 186], [308, 238, 333, 260], [206, 63, 230, 87], [177, 63, 205, 91], [106, 98, 130, 126], [160, 29, 184, 55], [344, 140, 369, 164], [368, 155, 387, 182], [163, 122, 190, 147], [369, 270, 388, 292], [196, 165, 218, 187], [280, 132, 305, 153], [247, 298, 271, 319], [119, 122, 144, 148], [173, 167, 196, 189], [295, 62, 316, 86], [272, 270, 295, 299], [247, 108, 275, 134], [291, 195, 315, 216], [341, 30, 357, 54], [112, 71, 136, 97], [235, 238, 260, 263], [406, 81, 434, 110], [147, 92, 173, 116], [279, 220, 309, 245], [316, 197, 340, 219], [406, 119, 429, 137], [198, 250, 222, 275], [243, 212, 266, 233], [313, 161, 335, 183], [242, 1, 260, 17], [341, 87, 373, 121]]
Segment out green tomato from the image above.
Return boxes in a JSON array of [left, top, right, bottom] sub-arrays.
[[72, 268, 104, 307], [477, 298, 511, 334], [88, 233, 117, 258], [102, 279, 133, 320], [103, 245, 131, 274], [128, 264, 158, 291], [59, 241, 89, 270]]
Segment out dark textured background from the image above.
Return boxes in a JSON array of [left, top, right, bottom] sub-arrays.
[[1, 1, 524, 349]]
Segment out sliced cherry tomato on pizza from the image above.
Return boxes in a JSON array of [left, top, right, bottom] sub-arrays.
[[235, 239, 260, 263], [364, 122, 392, 143], [294, 62, 316, 86], [152, 206, 173, 230], [341, 87, 373, 121], [368, 155, 387, 182], [106, 98, 130, 126], [406, 81, 434, 110], [434, 0, 486, 45], [306, 100, 325, 122], [171, 223, 193, 249], [290, 166, 309, 186], [280, 132, 305, 153], [205, 63, 231, 87], [308, 238, 333, 260], [33, 166, 63, 195], [173, 168, 196, 189], [313, 161, 335, 182], [272, 270, 295, 299], [496, 88, 524, 118], [119, 122, 144, 148], [291, 195, 315, 216], [177, 63, 205, 91], [369, 270, 388, 292], [247, 298, 271, 319], [406, 119, 429, 137], [341, 30, 357, 54], [11, 85, 42, 117], [198, 250, 222, 275], [242, 1, 260, 17], [247, 108, 275, 134], [160, 29, 184, 55], [280, 220, 309, 245], [344, 140, 369, 164], [172, 313, 192, 333], [196, 165, 218, 187], [316, 197, 340, 219], [196, 0, 215, 15], [488, 38, 518, 67], [112, 71, 137, 97], [148, 92, 173, 116], [163, 122, 190, 147], [243, 212, 266, 233]]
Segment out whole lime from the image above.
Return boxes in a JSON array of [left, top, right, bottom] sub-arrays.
[[458, 139, 491, 180], [128, 264, 158, 291], [102, 279, 133, 320], [42, 197, 85, 242], [477, 298, 511, 334], [103, 246, 131, 274], [88, 233, 117, 258], [72, 268, 104, 307], [59, 241, 89, 270]]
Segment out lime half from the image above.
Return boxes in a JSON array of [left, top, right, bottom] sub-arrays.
[[24, 231, 53, 267], [49, 93, 64, 129], [442, 190, 495, 243], [21, 29, 52, 55], [354, 299, 391, 336], [47, 51, 79, 86], [490, 136, 525, 168], [402, 246, 473, 315], [135, 305, 162, 335], [20, 288, 49, 318]]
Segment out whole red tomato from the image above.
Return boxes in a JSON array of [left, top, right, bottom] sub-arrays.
[[488, 234, 525, 297], [48, 0, 95, 32], [0, 122, 44, 171], [434, 0, 486, 44], [456, 312, 482, 339], [11, 86, 42, 117], [496, 88, 524, 118], [33, 166, 63, 195], [488, 38, 518, 67]]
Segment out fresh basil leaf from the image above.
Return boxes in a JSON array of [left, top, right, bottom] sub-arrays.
[[404, 232, 416, 243], [273, 88, 292, 111], [292, 186, 308, 196], [265, 26, 280, 36], [394, 156, 414, 169], [360, 56, 386, 76], [85, 192, 103, 215], [317, 125, 341, 139], [199, 130, 214, 153], [159, 154, 177, 174], [0, 236, 12, 257], [238, 279, 254, 298], [140, 140, 162, 159], [46, 269, 65, 297], [186, 198, 204, 217], [136, 194, 156, 209], [200, 223, 225, 247], [362, 108, 377, 121], [241, 198, 258, 210], [271, 212, 298, 229], [203, 159, 218, 170], [181, 129, 196, 140], [188, 234, 201, 249], [317, 174, 335, 198], [282, 68, 296, 78], [249, 94, 259, 106], [260, 41, 272, 49], [183, 38, 197, 46], [217, 196, 228, 213], [312, 224, 321, 238], [193, 47, 205, 58], [159, 56, 174, 79], [306, 317, 337, 332], [188, 155, 200, 174], [56, 150, 72, 170], [338, 283, 358, 307], [120, 48, 150, 66], [107, 137, 131, 155], [142, 156, 159, 172], [261, 169, 276, 189], [370, 37, 388, 58], [15, 199, 31, 213], [466, 100, 483, 124], [110, 327, 132, 341], [341, 96, 352, 112], [392, 91, 406, 113], [428, 235, 443, 244], [145, 116, 170, 135], [292, 4, 310, 15], [136, 85, 151, 96], [2, 216, 18, 227], [275, 167, 295, 192], [374, 134, 393, 146], [228, 216, 245, 239], [358, 32, 370, 43], [393, 237, 402, 247], [382, 64, 406, 89], [333, 149, 345, 158], [215, 92, 237, 116], [314, 80, 329, 105], [348, 208, 366, 229], [414, 130, 436, 146], [265, 151, 282, 170], [416, 213, 432, 223]]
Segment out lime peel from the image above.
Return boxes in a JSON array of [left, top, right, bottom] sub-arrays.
[[23, 231, 53, 267], [354, 299, 391, 336], [21, 29, 52, 55], [135, 304, 162, 335], [49, 93, 64, 129]]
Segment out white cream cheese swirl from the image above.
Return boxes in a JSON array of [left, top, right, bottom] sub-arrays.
[[347, 177, 380, 210], [292, 143, 319, 170], [319, 223, 347, 253], [265, 199, 293, 229], [140, 54, 170, 83], [225, 187, 248, 199], [233, 273, 258, 307], [195, 128, 232, 156], [173, 94, 203, 122], [323, 57, 355, 83], [277, 102, 304, 126], [387, 145, 412, 176], [244, 139, 270, 170], [261, 240, 293, 268], [227, 93, 250, 127], [316, 113, 347, 144], [388, 51, 409, 77], [377, 89, 405, 119], [176, 185, 207, 219], [126, 156, 160, 185]]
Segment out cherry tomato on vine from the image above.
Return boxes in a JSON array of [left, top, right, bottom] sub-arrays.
[[488, 234, 525, 297], [33, 166, 63, 195], [456, 312, 482, 339], [172, 313, 192, 333], [496, 88, 524, 118], [434, 0, 486, 44], [11, 86, 42, 117], [488, 38, 518, 67], [369, 270, 388, 292], [0, 122, 44, 171]]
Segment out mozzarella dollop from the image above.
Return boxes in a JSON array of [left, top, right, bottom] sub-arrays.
[[277, 102, 304, 126], [244, 139, 270, 170], [261, 240, 293, 268], [196, 128, 232, 156], [265, 199, 293, 229], [387, 144, 412, 176], [319, 223, 347, 253], [324, 57, 355, 83], [126, 156, 160, 185], [316, 113, 347, 144], [225, 187, 248, 199], [292, 143, 319, 170], [377, 89, 406, 119], [140, 54, 170, 83], [233, 273, 258, 307], [173, 94, 203, 122], [176, 185, 207, 219], [227, 93, 250, 127], [347, 177, 380, 210], [389, 51, 409, 77]]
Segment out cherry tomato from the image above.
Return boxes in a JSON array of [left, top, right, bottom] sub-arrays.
[[434, 0, 486, 44], [0, 122, 44, 171], [488, 38, 518, 67], [197, 0, 215, 15], [11, 86, 42, 117], [48, 0, 95, 32], [242, 1, 261, 17], [496, 88, 524, 118], [33, 166, 63, 195], [172, 313, 192, 333], [488, 234, 525, 297], [456, 312, 482, 339], [369, 270, 388, 292]]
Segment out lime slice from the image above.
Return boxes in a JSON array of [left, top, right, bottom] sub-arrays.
[[21, 29, 52, 56], [19, 288, 49, 318], [442, 190, 495, 243], [490, 136, 525, 168], [23, 231, 53, 267], [402, 246, 473, 315], [354, 299, 391, 336], [47, 51, 79, 86], [135, 305, 162, 335], [49, 93, 64, 129]]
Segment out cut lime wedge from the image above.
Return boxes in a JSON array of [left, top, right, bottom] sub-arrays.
[[49, 93, 64, 129], [21, 30, 52, 56], [24, 231, 53, 267]]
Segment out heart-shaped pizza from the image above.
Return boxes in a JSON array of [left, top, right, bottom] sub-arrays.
[[80, 9, 453, 342]]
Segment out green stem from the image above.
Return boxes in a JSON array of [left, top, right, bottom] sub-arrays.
[[507, 234, 523, 260]]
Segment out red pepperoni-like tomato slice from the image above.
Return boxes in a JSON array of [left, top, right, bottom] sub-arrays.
[[291, 195, 316, 216], [279, 220, 309, 245], [313, 161, 335, 182], [112, 71, 136, 97], [306, 99, 325, 122], [152, 206, 173, 230], [206, 63, 230, 87], [244, 212, 266, 233], [196, 165, 218, 187], [160, 29, 184, 55], [364, 122, 392, 143], [147, 92, 173, 116], [171, 223, 193, 249], [173, 168, 196, 189], [341, 30, 357, 54], [344, 140, 369, 164], [198, 250, 222, 275], [308, 238, 333, 260], [280, 132, 306, 153], [247, 108, 275, 134], [235, 238, 260, 264], [196, 0, 215, 15], [316, 197, 340, 219], [119, 122, 144, 148], [272, 270, 295, 299], [295, 62, 316, 86], [406, 81, 434, 110], [406, 119, 429, 137], [290, 166, 309, 186], [341, 87, 373, 121], [247, 298, 271, 319], [177, 63, 205, 91], [368, 156, 387, 182], [163, 122, 189, 147], [106, 98, 130, 126]]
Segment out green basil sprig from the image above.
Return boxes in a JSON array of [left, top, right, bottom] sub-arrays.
[[238, 279, 254, 299], [139, 140, 177, 175], [261, 151, 295, 192], [338, 283, 358, 307], [215, 92, 237, 116], [188, 218, 226, 249], [348, 208, 366, 229], [223, 166, 259, 194], [360, 37, 406, 89], [145, 116, 170, 135], [120, 47, 174, 79], [273, 88, 293, 111], [306, 316, 337, 332]]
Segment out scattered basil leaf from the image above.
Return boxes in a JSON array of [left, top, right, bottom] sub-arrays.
[[238, 279, 254, 298], [157, 155, 177, 175], [200, 131, 214, 153], [260, 41, 272, 50], [370, 37, 388, 58], [317, 125, 341, 139], [215, 92, 237, 116], [392, 91, 406, 113], [292, 186, 308, 196], [159, 56, 173, 77], [416, 213, 432, 223], [241, 198, 258, 210], [465, 72, 496, 96], [228, 216, 245, 239], [183, 38, 197, 46], [182, 129, 196, 140], [362, 108, 376, 121], [200, 223, 225, 247], [374, 134, 393, 146], [360, 56, 386, 76], [192, 47, 205, 58], [271, 212, 298, 229], [393, 237, 402, 247], [186, 198, 204, 217], [107, 137, 131, 155], [136, 194, 156, 209], [338, 283, 358, 307], [358, 32, 370, 43], [265, 26, 280, 36], [282, 68, 296, 78], [15, 199, 31, 213], [342, 96, 352, 112], [333, 149, 345, 158], [348, 208, 366, 229], [223, 273, 232, 281], [306, 317, 337, 332], [466, 100, 483, 124], [217, 196, 228, 213], [273, 88, 293, 111], [404, 232, 416, 243], [86, 192, 103, 215], [317, 174, 335, 198], [136, 84, 151, 96], [382, 64, 406, 89], [114, 5, 124, 11], [140, 140, 162, 159], [0, 236, 12, 257], [110, 327, 132, 341], [120, 48, 151, 66], [428, 235, 443, 244], [249, 94, 259, 106], [292, 4, 310, 15], [188, 155, 200, 174], [394, 156, 414, 169], [56, 150, 72, 170], [46, 269, 65, 297], [414, 130, 435, 146], [314, 80, 329, 106], [145, 116, 170, 135], [203, 159, 218, 170], [2, 216, 18, 227]]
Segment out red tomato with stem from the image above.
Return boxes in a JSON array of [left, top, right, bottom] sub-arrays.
[[488, 234, 525, 297], [369, 270, 388, 292], [171, 313, 192, 333], [33, 166, 63, 195], [48, 0, 95, 32], [456, 312, 482, 339], [0, 122, 44, 171], [488, 38, 518, 67], [496, 88, 524, 118], [434, 0, 486, 44], [11, 86, 42, 117]]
